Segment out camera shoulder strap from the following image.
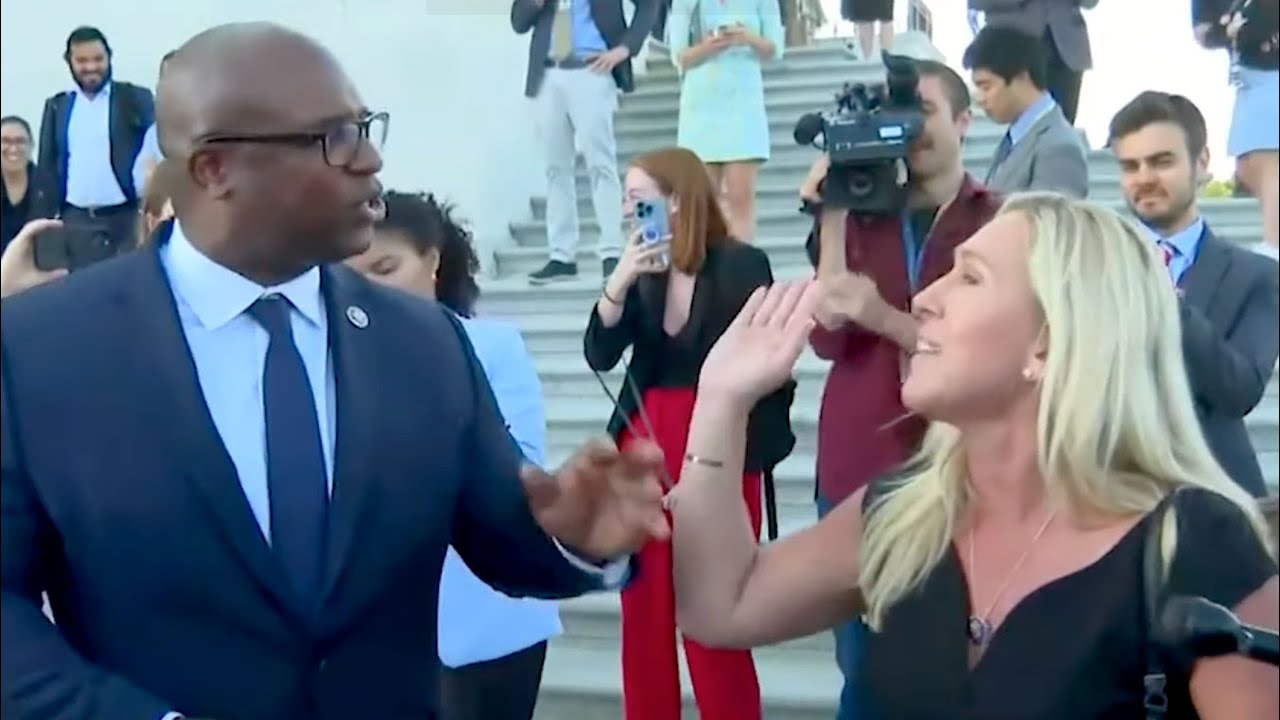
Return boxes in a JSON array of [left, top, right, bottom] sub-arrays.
[[1142, 487, 1185, 719]]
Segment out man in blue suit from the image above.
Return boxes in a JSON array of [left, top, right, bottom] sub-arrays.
[[0, 23, 667, 720]]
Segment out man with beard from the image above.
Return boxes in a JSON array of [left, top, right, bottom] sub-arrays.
[[33, 26, 154, 254], [1109, 91, 1279, 497], [798, 58, 1002, 720]]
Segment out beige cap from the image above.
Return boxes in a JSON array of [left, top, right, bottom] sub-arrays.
[[884, 31, 946, 64]]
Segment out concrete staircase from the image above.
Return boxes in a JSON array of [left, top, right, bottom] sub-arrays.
[[476, 41, 1279, 719]]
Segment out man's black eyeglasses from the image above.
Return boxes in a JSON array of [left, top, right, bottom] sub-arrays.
[[201, 111, 389, 167]]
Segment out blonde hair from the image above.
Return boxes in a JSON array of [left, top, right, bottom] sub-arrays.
[[857, 192, 1271, 629]]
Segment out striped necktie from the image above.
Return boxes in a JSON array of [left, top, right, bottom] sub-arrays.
[[551, 0, 573, 60]]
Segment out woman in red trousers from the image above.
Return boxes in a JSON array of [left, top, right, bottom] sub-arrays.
[[583, 146, 797, 720]]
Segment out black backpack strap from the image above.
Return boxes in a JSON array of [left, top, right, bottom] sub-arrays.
[[1143, 488, 1184, 719]]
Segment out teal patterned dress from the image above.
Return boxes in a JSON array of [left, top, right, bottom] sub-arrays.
[[666, 0, 785, 163]]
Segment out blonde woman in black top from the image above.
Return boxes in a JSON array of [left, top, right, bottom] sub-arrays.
[[668, 194, 1277, 719]]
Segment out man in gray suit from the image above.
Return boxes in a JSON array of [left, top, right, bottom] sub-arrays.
[[1110, 91, 1279, 497], [511, 0, 659, 286], [969, 0, 1097, 124], [963, 25, 1088, 197]]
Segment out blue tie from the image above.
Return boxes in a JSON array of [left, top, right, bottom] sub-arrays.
[[986, 133, 1013, 183], [247, 295, 329, 612]]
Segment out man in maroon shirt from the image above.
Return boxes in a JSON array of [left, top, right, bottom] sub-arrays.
[[800, 59, 1001, 720]]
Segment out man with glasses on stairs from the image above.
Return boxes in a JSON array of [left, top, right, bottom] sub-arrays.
[[512, 0, 660, 285]]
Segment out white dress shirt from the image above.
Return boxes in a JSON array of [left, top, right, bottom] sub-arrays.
[[64, 82, 128, 208]]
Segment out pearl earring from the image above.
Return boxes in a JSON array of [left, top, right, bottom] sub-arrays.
[[1022, 367, 1036, 381]]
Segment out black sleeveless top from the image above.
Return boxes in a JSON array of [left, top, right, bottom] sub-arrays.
[[862, 487, 1276, 719]]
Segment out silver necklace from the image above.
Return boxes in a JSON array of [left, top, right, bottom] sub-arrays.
[[966, 511, 1056, 648]]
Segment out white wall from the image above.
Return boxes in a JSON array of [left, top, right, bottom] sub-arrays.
[[0, 0, 545, 268]]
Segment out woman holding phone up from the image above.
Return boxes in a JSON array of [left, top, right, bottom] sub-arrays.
[[584, 147, 796, 720]]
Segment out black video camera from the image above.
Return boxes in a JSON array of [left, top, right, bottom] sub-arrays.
[[793, 52, 925, 215]]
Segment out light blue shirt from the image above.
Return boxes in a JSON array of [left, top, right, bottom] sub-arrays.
[[161, 222, 337, 539], [569, 0, 609, 56], [1008, 92, 1058, 147], [65, 82, 128, 208], [1143, 216, 1205, 287], [438, 317, 562, 667], [132, 123, 162, 197]]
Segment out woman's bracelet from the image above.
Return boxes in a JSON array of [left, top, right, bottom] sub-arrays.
[[683, 453, 724, 469], [602, 287, 622, 305]]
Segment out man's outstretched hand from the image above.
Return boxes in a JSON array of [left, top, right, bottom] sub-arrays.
[[521, 439, 669, 563]]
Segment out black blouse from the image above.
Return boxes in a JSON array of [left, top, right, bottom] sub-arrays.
[[0, 163, 35, 253], [1237, 0, 1280, 70], [1194, 0, 1279, 70], [862, 486, 1277, 720], [582, 241, 796, 474]]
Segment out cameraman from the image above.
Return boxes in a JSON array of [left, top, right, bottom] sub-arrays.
[[800, 59, 1001, 720]]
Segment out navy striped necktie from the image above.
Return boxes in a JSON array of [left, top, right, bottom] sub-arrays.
[[986, 132, 1014, 183], [247, 295, 329, 613]]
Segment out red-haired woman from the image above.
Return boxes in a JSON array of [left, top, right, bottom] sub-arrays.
[[583, 146, 796, 720]]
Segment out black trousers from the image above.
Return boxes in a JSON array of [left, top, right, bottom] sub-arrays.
[[1044, 30, 1083, 126], [438, 641, 548, 720], [61, 202, 138, 254]]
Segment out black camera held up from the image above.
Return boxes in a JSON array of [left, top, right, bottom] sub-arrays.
[[793, 52, 926, 215]]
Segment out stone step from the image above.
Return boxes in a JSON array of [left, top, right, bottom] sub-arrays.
[[563, 146, 1131, 202], [535, 634, 840, 720], [525, 177, 1253, 227], [618, 85, 1002, 128], [539, 393, 1280, 468], [531, 351, 1280, 403], [557, 591, 833, 660], [496, 221, 1264, 276], [479, 214, 1268, 312], [636, 49, 922, 86], [626, 61, 930, 108], [637, 38, 856, 66], [504, 193, 1254, 245], [507, 196, 1259, 248], [614, 110, 1009, 156]]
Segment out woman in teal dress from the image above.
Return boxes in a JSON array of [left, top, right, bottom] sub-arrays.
[[667, 0, 784, 243]]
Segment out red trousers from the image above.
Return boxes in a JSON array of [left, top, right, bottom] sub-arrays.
[[618, 387, 763, 720]]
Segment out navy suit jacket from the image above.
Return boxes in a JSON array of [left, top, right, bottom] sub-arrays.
[[0, 242, 607, 720], [33, 81, 154, 217], [1179, 227, 1279, 497]]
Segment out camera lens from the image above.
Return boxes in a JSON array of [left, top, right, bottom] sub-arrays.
[[847, 172, 874, 199]]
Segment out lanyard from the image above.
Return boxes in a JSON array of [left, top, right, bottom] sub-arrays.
[[901, 212, 929, 294]]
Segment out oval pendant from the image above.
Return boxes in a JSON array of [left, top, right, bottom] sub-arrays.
[[967, 615, 992, 646]]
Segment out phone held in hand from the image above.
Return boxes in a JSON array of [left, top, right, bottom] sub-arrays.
[[634, 198, 671, 268], [32, 223, 116, 272], [635, 198, 670, 245]]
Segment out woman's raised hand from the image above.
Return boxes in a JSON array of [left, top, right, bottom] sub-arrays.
[[697, 279, 821, 406]]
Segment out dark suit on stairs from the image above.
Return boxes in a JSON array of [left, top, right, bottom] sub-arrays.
[[1177, 225, 1279, 496]]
